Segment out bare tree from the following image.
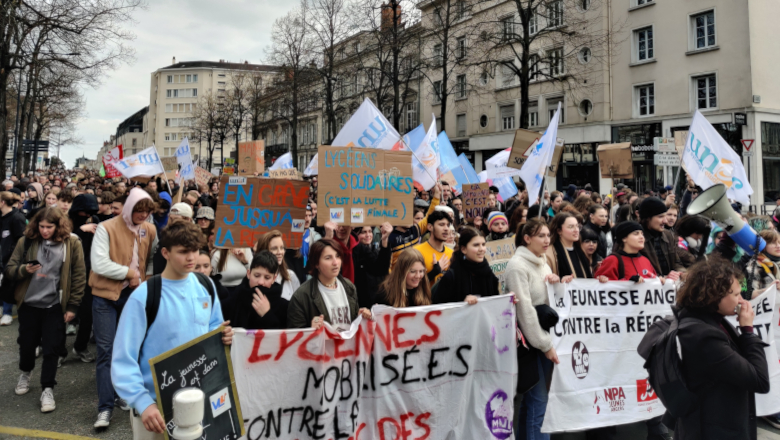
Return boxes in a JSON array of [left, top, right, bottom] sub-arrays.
[[470, 0, 625, 129], [225, 72, 252, 151], [351, 0, 424, 133], [307, 0, 351, 144], [190, 93, 222, 169], [245, 72, 269, 141], [266, 1, 318, 168], [0, 0, 144, 173]]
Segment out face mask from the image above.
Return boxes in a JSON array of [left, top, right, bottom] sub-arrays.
[[685, 236, 701, 252]]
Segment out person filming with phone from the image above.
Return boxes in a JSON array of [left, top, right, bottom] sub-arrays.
[[672, 257, 770, 440]]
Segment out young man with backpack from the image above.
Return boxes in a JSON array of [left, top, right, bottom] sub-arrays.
[[111, 220, 233, 440]]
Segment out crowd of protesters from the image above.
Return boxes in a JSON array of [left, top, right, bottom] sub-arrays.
[[1, 167, 780, 440]]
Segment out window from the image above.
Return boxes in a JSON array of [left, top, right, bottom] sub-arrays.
[[547, 97, 564, 123], [500, 105, 515, 130], [167, 75, 173, 83], [692, 11, 716, 49], [529, 54, 540, 80], [433, 7, 443, 27], [456, 0, 467, 19], [436, 117, 442, 133], [636, 84, 655, 116], [164, 118, 192, 128], [166, 74, 199, 84], [637, 0, 653, 4], [218, 81, 226, 86], [547, 48, 564, 77], [165, 103, 196, 113], [762, 122, 780, 204], [132, 139, 137, 147], [433, 44, 443, 66], [502, 16, 515, 41], [457, 114, 466, 137], [478, 70, 489, 86], [636, 27, 654, 61], [548, 1, 563, 28], [695, 75, 717, 109], [501, 63, 515, 87], [529, 12, 538, 35], [164, 133, 170, 141], [456, 37, 466, 59], [433, 81, 442, 104], [166, 88, 197, 98], [480, 114, 488, 128], [405, 102, 418, 132], [578, 47, 591, 64], [456, 75, 467, 98], [218, 73, 226, 78], [580, 0, 590, 11], [353, 41, 361, 53], [578, 99, 593, 116], [528, 101, 539, 126]]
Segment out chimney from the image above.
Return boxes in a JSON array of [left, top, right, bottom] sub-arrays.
[[172, 56, 176, 64], [381, 2, 402, 31], [244, 60, 248, 64]]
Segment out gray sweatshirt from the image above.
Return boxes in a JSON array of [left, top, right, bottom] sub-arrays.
[[24, 240, 64, 308]]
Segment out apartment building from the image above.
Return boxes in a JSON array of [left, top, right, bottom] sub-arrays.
[[147, 59, 280, 163], [417, 0, 780, 207], [115, 106, 148, 156]]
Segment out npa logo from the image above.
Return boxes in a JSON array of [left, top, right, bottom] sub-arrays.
[[291, 219, 304, 233], [351, 208, 364, 223], [594, 387, 626, 414], [571, 341, 589, 379], [329, 208, 344, 223], [636, 379, 658, 403], [209, 387, 232, 417]]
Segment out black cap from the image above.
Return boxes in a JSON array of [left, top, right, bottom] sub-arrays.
[[613, 221, 643, 244], [638, 197, 668, 220]]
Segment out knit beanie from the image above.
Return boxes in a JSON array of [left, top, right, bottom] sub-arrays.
[[638, 197, 668, 220], [487, 211, 508, 230], [613, 221, 643, 244]]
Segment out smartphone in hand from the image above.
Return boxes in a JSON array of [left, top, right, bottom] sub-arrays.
[[25, 260, 41, 266]]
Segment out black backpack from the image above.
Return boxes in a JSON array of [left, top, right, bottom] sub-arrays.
[[144, 272, 215, 333], [637, 308, 700, 418]]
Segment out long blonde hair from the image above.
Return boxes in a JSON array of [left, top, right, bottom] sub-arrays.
[[380, 248, 431, 307]]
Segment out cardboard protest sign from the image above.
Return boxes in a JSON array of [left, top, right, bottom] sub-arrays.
[[596, 143, 633, 179], [213, 175, 309, 249], [231, 295, 517, 440], [507, 128, 542, 170], [238, 140, 265, 176], [546, 140, 565, 178], [317, 146, 414, 226], [161, 156, 178, 172], [485, 237, 517, 293], [542, 279, 673, 432], [194, 166, 215, 188], [150, 327, 244, 440], [462, 183, 489, 220], [268, 168, 301, 180]]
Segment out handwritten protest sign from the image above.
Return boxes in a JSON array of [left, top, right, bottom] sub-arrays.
[[213, 175, 309, 249], [485, 237, 517, 293], [462, 183, 489, 220], [194, 166, 215, 188], [507, 128, 542, 170], [317, 146, 414, 226], [238, 141, 265, 175], [231, 295, 517, 440], [150, 327, 244, 440], [268, 168, 301, 180]]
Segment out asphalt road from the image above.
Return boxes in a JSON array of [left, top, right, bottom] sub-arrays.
[[0, 313, 778, 440]]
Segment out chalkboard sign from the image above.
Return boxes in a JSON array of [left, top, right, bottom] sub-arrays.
[[149, 327, 244, 440]]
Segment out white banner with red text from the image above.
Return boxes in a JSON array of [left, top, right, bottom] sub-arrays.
[[231, 295, 517, 440]]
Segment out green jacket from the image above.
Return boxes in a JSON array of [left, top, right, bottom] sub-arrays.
[[287, 275, 359, 329], [5, 234, 86, 314]]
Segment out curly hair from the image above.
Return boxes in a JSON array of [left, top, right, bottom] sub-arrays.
[[25, 207, 72, 242], [160, 219, 206, 252], [676, 257, 744, 311]]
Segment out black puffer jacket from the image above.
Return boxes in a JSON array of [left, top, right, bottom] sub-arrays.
[[0, 207, 27, 272], [68, 194, 99, 274]]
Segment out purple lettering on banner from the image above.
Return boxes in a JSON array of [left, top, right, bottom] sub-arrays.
[[485, 389, 513, 439]]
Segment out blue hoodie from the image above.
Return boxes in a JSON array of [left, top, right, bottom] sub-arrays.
[[153, 191, 172, 229]]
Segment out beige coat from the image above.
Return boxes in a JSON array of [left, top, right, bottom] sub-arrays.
[[505, 246, 553, 352]]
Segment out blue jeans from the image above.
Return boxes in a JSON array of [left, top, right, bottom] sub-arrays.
[[516, 355, 553, 440], [2, 301, 13, 316], [93, 288, 131, 412]]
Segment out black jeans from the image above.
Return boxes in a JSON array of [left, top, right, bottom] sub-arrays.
[[73, 286, 93, 352], [18, 304, 66, 389]]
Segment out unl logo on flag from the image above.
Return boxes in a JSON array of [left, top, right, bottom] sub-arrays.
[[636, 379, 657, 402]]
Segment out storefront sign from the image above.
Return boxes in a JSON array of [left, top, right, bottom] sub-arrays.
[[653, 153, 680, 167], [734, 112, 747, 126], [653, 138, 676, 153]]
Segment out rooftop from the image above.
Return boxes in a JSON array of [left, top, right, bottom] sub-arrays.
[[159, 60, 282, 72]]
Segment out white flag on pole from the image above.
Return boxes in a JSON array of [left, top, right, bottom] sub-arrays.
[[174, 138, 195, 180], [332, 97, 404, 150], [520, 103, 560, 207], [303, 153, 319, 177], [683, 110, 752, 206], [269, 152, 293, 170], [485, 148, 523, 179], [410, 116, 440, 190], [114, 146, 165, 178]]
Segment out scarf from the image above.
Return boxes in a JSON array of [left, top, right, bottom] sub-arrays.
[[229, 277, 284, 329], [553, 241, 592, 278], [488, 231, 512, 242], [449, 250, 499, 300]]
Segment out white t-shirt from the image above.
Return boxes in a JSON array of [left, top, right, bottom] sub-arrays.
[[277, 269, 301, 301], [318, 280, 351, 332]]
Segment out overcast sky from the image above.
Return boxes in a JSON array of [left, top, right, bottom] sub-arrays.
[[61, 0, 291, 168]]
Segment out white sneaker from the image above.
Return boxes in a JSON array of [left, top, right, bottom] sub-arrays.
[[15, 372, 31, 395], [0, 314, 12, 326], [40, 387, 55, 413], [116, 398, 130, 411], [66, 324, 77, 335], [94, 410, 112, 428], [35, 346, 42, 358]]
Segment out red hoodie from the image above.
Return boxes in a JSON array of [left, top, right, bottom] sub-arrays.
[[336, 234, 359, 283], [594, 253, 657, 281]]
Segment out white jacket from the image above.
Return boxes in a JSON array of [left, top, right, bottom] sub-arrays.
[[505, 246, 553, 352]]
